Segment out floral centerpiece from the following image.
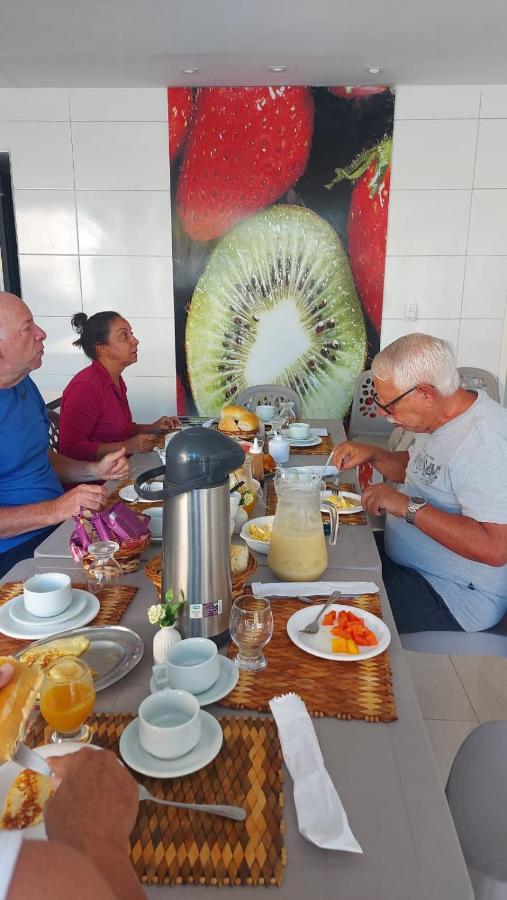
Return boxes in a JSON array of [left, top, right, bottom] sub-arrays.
[[148, 589, 185, 664]]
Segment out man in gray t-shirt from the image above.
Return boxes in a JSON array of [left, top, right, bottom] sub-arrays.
[[333, 334, 507, 633]]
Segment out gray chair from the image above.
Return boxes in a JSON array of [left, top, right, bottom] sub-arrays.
[[446, 721, 507, 899], [458, 366, 500, 402], [45, 397, 61, 452], [401, 616, 507, 657], [348, 370, 394, 446], [235, 384, 302, 420]]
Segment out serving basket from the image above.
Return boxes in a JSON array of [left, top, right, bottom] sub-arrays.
[[145, 549, 257, 599], [79, 533, 152, 575]]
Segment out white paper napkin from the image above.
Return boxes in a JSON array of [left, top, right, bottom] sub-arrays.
[[311, 427, 329, 436], [269, 693, 362, 852], [252, 581, 379, 598]]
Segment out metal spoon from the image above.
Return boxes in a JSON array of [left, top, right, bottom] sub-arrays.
[[138, 783, 246, 821]]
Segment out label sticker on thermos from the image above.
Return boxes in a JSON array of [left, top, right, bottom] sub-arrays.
[[189, 599, 223, 619]]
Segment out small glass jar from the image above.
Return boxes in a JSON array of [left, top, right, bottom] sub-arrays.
[[86, 540, 123, 592], [278, 401, 297, 429]]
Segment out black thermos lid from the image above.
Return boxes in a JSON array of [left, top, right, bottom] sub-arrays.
[[135, 426, 245, 500]]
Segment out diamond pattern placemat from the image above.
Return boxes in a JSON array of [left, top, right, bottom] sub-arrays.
[[0, 582, 137, 656], [266, 480, 367, 525], [27, 713, 286, 887], [222, 591, 397, 723]]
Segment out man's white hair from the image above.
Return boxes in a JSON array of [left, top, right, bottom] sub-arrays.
[[371, 333, 460, 396]]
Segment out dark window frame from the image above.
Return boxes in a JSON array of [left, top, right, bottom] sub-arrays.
[[0, 153, 21, 295]]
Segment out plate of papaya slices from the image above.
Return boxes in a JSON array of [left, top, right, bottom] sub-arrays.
[[286, 603, 391, 662]]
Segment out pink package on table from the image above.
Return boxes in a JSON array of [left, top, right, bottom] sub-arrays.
[[104, 503, 150, 542]]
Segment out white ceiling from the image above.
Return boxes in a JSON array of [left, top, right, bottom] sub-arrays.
[[0, 0, 506, 87]]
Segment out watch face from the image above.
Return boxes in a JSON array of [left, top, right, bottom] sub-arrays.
[[410, 497, 426, 505]]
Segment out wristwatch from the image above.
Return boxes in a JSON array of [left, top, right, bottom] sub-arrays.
[[405, 496, 427, 525]]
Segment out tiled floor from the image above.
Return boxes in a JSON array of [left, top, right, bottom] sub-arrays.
[[404, 650, 507, 785]]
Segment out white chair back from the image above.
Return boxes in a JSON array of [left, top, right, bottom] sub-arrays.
[[348, 370, 394, 440], [458, 367, 500, 402]]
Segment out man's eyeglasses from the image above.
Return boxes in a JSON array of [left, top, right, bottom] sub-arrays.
[[372, 385, 419, 413]]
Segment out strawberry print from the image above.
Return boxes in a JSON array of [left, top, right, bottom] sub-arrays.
[[176, 86, 314, 241], [168, 88, 194, 161], [329, 86, 388, 100], [326, 139, 391, 333]]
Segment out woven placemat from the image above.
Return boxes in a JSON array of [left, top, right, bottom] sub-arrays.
[[27, 712, 286, 887], [222, 591, 396, 723], [293, 433, 333, 456], [266, 480, 367, 525], [0, 582, 137, 656]]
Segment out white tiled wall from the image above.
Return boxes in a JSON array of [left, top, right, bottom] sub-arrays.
[[0, 88, 176, 422], [2, 85, 507, 417], [386, 85, 507, 402]]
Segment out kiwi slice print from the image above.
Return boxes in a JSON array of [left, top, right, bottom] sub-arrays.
[[185, 205, 367, 419]]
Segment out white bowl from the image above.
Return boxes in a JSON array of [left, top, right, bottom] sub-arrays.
[[240, 515, 275, 555], [23, 572, 72, 618], [145, 506, 163, 539]]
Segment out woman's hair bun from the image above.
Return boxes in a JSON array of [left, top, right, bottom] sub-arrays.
[[71, 312, 88, 335]]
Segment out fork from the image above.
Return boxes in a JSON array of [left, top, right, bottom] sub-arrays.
[[298, 590, 343, 634], [137, 784, 246, 821]]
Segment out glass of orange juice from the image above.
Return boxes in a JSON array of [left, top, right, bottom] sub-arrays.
[[40, 657, 96, 743]]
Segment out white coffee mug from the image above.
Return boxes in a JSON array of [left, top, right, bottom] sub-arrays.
[[138, 689, 201, 759], [145, 507, 163, 540], [153, 637, 220, 694], [256, 404, 275, 422], [289, 422, 311, 440], [23, 573, 73, 618]]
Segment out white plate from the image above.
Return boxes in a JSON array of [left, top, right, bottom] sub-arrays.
[[119, 481, 164, 503], [240, 515, 274, 555], [9, 589, 87, 627], [293, 464, 339, 478], [0, 590, 99, 640], [150, 656, 239, 706], [320, 490, 363, 515], [119, 710, 223, 778], [286, 603, 391, 662], [0, 743, 101, 838], [282, 431, 322, 448]]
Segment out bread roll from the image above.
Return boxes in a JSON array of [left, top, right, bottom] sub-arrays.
[[218, 405, 259, 435], [231, 544, 249, 575]]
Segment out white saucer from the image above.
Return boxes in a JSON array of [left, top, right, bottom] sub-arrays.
[[0, 742, 102, 838], [0, 589, 99, 640], [119, 710, 223, 778], [9, 588, 87, 627], [282, 430, 322, 448], [149, 656, 239, 706], [119, 482, 164, 503]]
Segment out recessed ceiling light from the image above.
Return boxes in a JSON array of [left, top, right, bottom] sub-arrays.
[[269, 66, 287, 73], [182, 68, 199, 75], [367, 66, 382, 75]]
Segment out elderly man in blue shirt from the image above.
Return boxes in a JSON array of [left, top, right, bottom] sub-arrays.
[[333, 334, 507, 633], [0, 292, 129, 576]]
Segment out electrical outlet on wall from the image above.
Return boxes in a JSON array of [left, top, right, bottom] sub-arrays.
[[404, 303, 418, 321]]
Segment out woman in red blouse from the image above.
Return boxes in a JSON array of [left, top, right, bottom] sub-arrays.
[[59, 311, 179, 460]]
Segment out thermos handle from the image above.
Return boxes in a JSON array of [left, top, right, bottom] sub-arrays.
[[321, 501, 339, 546], [135, 464, 211, 500]]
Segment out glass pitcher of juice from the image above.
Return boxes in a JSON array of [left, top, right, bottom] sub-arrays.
[[267, 468, 338, 581]]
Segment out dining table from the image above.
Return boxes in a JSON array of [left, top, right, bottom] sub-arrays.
[[4, 419, 473, 899]]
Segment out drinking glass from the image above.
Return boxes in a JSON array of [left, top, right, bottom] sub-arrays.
[[229, 595, 274, 671], [86, 540, 123, 592], [40, 657, 96, 744]]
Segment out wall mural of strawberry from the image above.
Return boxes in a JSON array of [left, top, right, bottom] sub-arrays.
[[168, 86, 394, 417], [326, 138, 392, 334]]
